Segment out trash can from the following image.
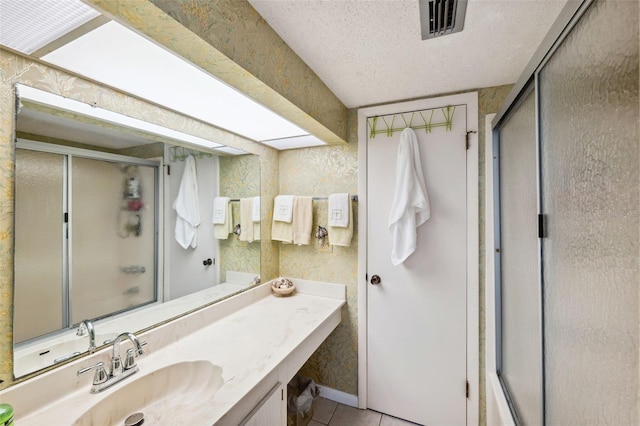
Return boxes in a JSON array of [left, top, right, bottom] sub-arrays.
[[287, 374, 319, 426]]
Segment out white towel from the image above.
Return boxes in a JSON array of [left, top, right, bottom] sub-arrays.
[[273, 195, 294, 222], [329, 199, 353, 247], [214, 202, 233, 239], [388, 128, 430, 265], [239, 198, 254, 242], [212, 197, 230, 224], [328, 193, 350, 227], [173, 155, 200, 249], [252, 196, 261, 222], [293, 196, 313, 245]]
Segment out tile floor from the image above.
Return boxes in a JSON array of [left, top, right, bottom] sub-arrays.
[[308, 397, 420, 426]]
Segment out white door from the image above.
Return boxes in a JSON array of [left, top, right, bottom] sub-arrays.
[[366, 103, 468, 425], [166, 153, 219, 299]]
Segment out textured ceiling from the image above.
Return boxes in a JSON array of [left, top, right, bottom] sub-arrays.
[[249, 0, 569, 108]]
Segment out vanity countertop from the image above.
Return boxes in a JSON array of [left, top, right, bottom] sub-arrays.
[[0, 279, 346, 425]]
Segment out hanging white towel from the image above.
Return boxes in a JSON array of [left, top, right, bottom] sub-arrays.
[[173, 155, 200, 249], [212, 197, 230, 224], [239, 198, 254, 242], [328, 193, 350, 227], [293, 196, 313, 245], [252, 196, 261, 222], [214, 202, 233, 239], [273, 195, 294, 222], [388, 128, 430, 265]]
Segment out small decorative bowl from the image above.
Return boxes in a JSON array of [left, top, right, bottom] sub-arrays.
[[271, 277, 296, 297]]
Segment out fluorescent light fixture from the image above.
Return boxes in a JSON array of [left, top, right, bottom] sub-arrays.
[[41, 21, 319, 145], [0, 0, 99, 54], [213, 146, 248, 156], [17, 84, 223, 150], [261, 134, 326, 150]]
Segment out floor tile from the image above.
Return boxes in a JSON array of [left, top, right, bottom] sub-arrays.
[[309, 421, 325, 426], [380, 414, 421, 426], [329, 404, 382, 426], [313, 397, 338, 424]]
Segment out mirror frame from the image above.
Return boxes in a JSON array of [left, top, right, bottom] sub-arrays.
[[0, 48, 279, 389]]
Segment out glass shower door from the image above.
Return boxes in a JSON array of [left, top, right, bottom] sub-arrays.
[[70, 157, 156, 324], [539, 0, 639, 422], [14, 149, 65, 343]]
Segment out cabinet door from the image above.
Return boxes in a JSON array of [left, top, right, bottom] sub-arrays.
[[241, 382, 285, 426]]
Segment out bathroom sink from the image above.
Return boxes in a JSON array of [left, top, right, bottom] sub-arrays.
[[73, 360, 223, 425]]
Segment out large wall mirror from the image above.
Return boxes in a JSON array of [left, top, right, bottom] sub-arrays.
[[12, 84, 261, 378]]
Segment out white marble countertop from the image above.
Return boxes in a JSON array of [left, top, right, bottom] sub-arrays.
[[0, 279, 346, 425]]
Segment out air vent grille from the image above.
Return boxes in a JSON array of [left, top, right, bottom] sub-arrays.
[[419, 0, 468, 40]]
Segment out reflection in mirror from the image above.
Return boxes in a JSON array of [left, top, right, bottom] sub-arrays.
[[13, 84, 261, 378]]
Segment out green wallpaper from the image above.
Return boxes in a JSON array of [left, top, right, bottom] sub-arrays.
[[278, 110, 359, 394], [219, 154, 261, 282]]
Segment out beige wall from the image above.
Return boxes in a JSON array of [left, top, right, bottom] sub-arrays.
[[219, 154, 261, 281]]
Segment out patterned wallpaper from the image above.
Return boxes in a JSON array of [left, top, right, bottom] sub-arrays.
[[219, 154, 261, 282], [278, 109, 359, 394], [0, 48, 279, 388]]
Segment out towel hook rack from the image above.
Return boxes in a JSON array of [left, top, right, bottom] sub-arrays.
[[367, 105, 456, 138]]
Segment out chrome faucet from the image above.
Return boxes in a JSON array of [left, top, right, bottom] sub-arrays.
[[110, 332, 145, 377], [78, 331, 146, 393], [76, 319, 96, 354]]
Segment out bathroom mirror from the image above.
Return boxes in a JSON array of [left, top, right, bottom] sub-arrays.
[[12, 84, 261, 378]]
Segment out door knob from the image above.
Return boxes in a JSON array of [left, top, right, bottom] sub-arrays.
[[370, 275, 381, 285], [203, 258, 213, 266]]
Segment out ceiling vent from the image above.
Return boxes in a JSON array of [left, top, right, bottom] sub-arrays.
[[419, 0, 468, 40]]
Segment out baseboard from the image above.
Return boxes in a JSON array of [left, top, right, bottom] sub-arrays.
[[317, 385, 358, 408]]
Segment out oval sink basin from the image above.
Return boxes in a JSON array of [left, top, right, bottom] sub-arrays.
[[73, 360, 223, 425]]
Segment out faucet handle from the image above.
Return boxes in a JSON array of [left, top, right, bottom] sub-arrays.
[[111, 355, 122, 377], [76, 323, 87, 336], [77, 362, 108, 385], [123, 348, 137, 370]]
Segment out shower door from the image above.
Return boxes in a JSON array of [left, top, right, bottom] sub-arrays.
[[14, 142, 158, 342]]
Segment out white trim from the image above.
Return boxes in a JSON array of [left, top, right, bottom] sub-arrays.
[[484, 113, 516, 426], [317, 384, 359, 408], [357, 92, 480, 425]]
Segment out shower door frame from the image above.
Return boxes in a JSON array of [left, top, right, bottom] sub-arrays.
[[15, 139, 161, 337]]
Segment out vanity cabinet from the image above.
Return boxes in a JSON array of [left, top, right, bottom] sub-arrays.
[[240, 382, 286, 426]]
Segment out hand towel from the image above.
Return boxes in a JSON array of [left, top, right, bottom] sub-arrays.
[[212, 196, 230, 224], [293, 196, 313, 245], [173, 155, 200, 249], [273, 195, 294, 223], [329, 199, 353, 247], [328, 193, 350, 227], [252, 196, 261, 222], [253, 220, 261, 241], [239, 198, 254, 242], [271, 218, 293, 243], [388, 128, 430, 265], [214, 202, 233, 239]]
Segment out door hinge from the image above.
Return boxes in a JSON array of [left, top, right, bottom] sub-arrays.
[[465, 130, 477, 150], [64, 212, 69, 223], [167, 165, 171, 175], [466, 380, 469, 399], [538, 214, 547, 238]]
